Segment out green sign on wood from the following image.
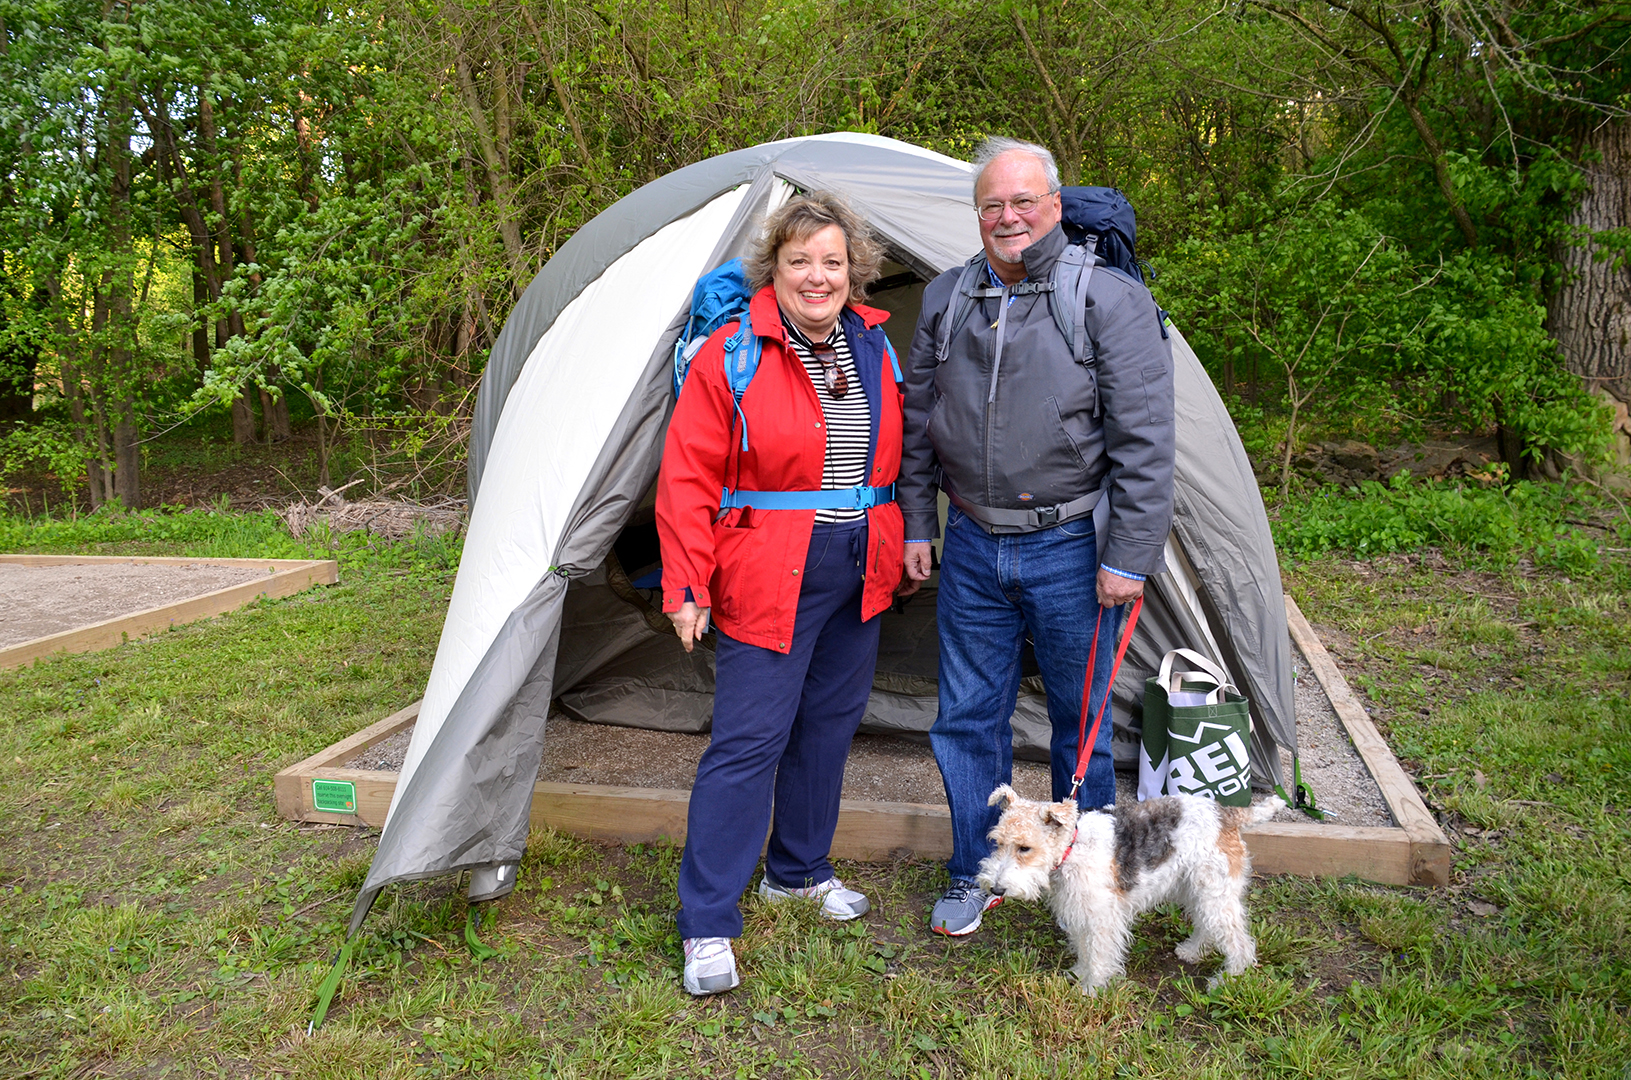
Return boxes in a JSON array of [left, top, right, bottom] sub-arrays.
[[312, 778, 357, 814]]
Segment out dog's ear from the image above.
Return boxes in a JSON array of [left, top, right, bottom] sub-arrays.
[[1042, 803, 1077, 830], [987, 784, 1019, 809]]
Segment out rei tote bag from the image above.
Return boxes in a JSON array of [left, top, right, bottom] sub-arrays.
[[1138, 648, 1253, 806]]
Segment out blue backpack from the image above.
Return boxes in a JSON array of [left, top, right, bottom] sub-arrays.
[[1059, 186, 1143, 284], [672, 259, 764, 451]]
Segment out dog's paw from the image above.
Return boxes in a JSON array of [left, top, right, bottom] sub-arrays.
[[1205, 965, 1254, 991], [1174, 939, 1205, 965]]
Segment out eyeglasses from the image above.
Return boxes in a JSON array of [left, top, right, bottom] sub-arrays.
[[810, 342, 849, 398], [976, 192, 1055, 221]]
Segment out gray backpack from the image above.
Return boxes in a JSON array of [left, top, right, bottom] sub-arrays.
[[932, 242, 1100, 369]]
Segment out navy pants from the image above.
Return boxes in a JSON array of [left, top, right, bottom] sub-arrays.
[[675, 520, 879, 940]]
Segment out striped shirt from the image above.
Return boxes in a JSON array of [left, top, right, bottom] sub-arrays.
[[783, 316, 870, 523]]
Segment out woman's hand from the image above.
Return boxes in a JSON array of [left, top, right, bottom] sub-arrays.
[[668, 601, 711, 653]]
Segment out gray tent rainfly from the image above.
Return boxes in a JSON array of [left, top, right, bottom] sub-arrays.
[[348, 132, 1298, 936]]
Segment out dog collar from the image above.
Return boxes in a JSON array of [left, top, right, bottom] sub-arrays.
[[1053, 821, 1080, 872]]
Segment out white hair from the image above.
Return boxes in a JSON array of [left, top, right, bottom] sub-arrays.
[[971, 137, 1062, 198]]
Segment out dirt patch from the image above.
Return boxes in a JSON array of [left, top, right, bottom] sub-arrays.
[[0, 562, 271, 647], [346, 643, 1392, 824], [1287, 436, 1504, 489]]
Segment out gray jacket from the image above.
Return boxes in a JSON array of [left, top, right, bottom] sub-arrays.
[[898, 224, 1175, 575]]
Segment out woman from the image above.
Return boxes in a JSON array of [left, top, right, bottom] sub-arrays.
[[656, 192, 916, 996]]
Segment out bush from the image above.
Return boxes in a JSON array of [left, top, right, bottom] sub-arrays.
[[1273, 474, 1617, 569]]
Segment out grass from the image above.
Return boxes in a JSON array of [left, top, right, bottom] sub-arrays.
[[0, 500, 1627, 1077]]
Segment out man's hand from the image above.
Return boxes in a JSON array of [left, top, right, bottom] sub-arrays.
[[898, 541, 934, 598], [1096, 567, 1143, 608], [668, 601, 711, 653]]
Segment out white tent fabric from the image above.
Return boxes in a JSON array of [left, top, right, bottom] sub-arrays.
[[388, 185, 752, 822]]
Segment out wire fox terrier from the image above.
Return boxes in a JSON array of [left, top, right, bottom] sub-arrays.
[[977, 785, 1282, 993]]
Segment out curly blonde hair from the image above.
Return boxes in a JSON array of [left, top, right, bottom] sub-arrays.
[[744, 191, 883, 305]]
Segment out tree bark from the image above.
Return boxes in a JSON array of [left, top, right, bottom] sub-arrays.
[[192, 268, 210, 375], [260, 386, 291, 441], [1551, 119, 1631, 408], [453, 39, 528, 293], [231, 393, 259, 443], [104, 77, 139, 507]]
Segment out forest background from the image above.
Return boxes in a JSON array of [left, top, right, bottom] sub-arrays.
[[0, 0, 1628, 512]]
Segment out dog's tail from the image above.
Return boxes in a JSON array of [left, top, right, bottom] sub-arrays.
[[1244, 796, 1288, 825]]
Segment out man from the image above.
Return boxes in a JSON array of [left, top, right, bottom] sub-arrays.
[[897, 137, 1175, 936]]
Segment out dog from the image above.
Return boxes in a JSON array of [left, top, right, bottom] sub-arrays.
[[977, 785, 1282, 993]]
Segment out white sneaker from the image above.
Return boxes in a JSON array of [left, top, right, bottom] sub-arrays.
[[682, 936, 739, 996], [757, 876, 871, 920]]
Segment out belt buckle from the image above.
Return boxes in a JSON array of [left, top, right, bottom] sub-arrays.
[[1035, 506, 1059, 527]]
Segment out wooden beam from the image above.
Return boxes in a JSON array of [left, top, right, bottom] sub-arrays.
[[272, 701, 421, 822], [0, 554, 328, 570], [1242, 821, 1414, 885], [281, 759, 1423, 885], [1, 558, 338, 670], [531, 782, 690, 844], [289, 701, 420, 773], [1284, 594, 1452, 886], [277, 766, 400, 827]]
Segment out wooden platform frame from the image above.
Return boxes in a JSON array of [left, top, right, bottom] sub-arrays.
[[1, 554, 339, 669], [274, 595, 1450, 886]]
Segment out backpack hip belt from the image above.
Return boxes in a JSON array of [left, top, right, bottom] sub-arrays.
[[948, 487, 1101, 533], [720, 484, 895, 512]]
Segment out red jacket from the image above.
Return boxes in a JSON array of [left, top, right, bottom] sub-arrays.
[[657, 286, 906, 654]]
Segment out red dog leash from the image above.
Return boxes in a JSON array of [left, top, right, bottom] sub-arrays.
[[1066, 594, 1144, 805]]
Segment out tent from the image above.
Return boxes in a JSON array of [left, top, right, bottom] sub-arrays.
[[347, 132, 1296, 932]]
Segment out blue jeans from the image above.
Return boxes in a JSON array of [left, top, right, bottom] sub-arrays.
[[930, 507, 1124, 880]]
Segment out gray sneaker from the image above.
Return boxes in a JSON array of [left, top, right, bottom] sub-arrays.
[[682, 936, 740, 996], [930, 879, 1002, 936], [757, 876, 870, 920]]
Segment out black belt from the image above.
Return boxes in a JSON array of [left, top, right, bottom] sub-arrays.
[[948, 488, 1102, 533]]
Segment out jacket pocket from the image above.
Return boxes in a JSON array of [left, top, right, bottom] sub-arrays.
[[1141, 363, 1174, 426], [1048, 395, 1091, 471], [710, 517, 764, 621]]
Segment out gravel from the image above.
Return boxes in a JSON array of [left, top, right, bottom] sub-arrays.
[[0, 562, 269, 648], [346, 638, 1393, 826]]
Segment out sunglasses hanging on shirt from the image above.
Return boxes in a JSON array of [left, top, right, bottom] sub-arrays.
[[809, 342, 849, 398]]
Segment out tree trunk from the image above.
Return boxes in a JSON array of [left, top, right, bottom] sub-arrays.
[[260, 386, 291, 441], [114, 403, 139, 507], [107, 85, 139, 508], [232, 393, 259, 443], [453, 41, 528, 293], [1550, 118, 1631, 463], [192, 268, 210, 376]]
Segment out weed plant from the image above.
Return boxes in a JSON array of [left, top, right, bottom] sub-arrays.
[[0, 504, 1626, 1076], [1273, 473, 1627, 571]]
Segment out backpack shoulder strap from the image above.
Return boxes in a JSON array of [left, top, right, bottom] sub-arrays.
[[934, 255, 990, 364], [720, 310, 764, 451], [1048, 241, 1098, 365], [882, 334, 902, 383]]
